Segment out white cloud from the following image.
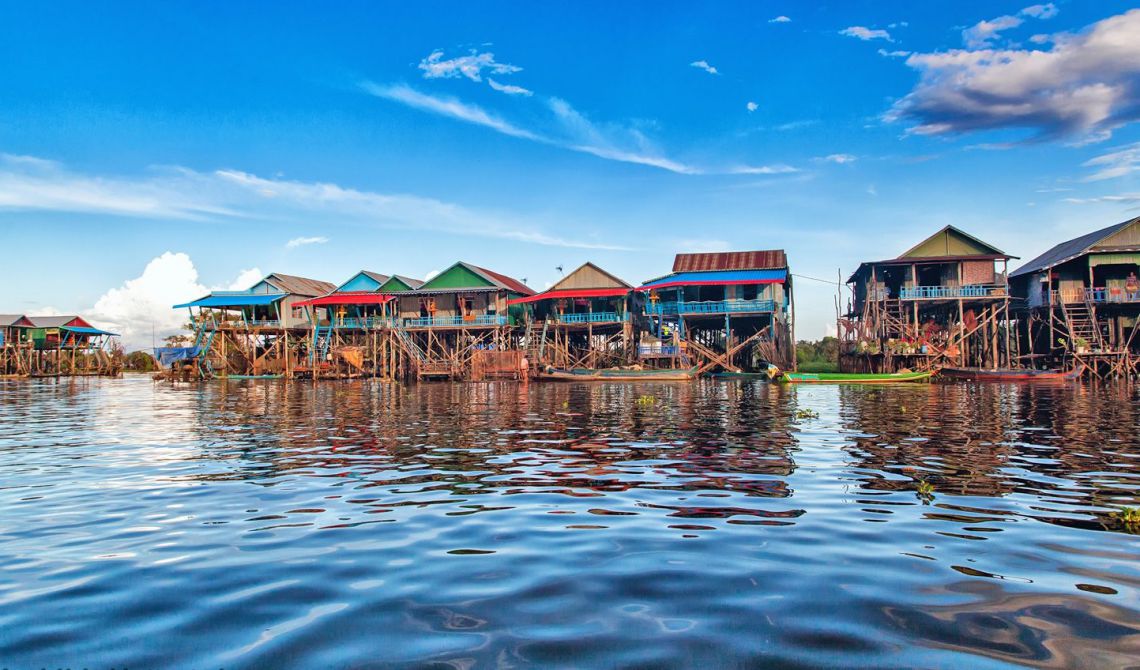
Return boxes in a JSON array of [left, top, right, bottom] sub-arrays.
[[286, 236, 328, 248], [1081, 142, 1140, 181], [746, 101, 759, 112], [424, 269, 441, 281], [227, 268, 263, 289], [487, 78, 533, 96], [0, 154, 630, 252], [867, 185, 878, 196], [690, 60, 719, 75], [962, 3, 1059, 49], [840, 26, 893, 42], [1061, 193, 1140, 204], [769, 16, 791, 23], [418, 49, 521, 82], [822, 153, 857, 164], [728, 164, 799, 175], [87, 252, 261, 350], [361, 82, 540, 140], [878, 49, 911, 58], [887, 9, 1140, 142]]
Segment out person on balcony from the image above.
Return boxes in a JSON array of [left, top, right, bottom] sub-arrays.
[[1126, 272, 1139, 301]]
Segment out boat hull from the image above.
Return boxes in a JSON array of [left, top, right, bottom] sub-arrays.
[[538, 367, 698, 382], [779, 370, 935, 384], [938, 367, 1079, 382]]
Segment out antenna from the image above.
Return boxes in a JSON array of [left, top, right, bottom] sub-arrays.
[[556, 265, 564, 274]]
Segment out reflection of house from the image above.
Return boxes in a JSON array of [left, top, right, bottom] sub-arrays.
[[841, 226, 1016, 373], [508, 262, 634, 370], [173, 272, 335, 378], [1010, 216, 1140, 377], [638, 250, 795, 372]]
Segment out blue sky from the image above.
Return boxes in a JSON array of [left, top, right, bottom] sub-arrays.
[[2, 1, 1139, 347]]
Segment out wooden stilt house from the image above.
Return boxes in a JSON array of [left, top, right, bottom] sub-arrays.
[[173, 272, 335, 378], [638, 250, 795, 374], [391, 262, 534, 379], [25, 315, 120, 377], [1010, 216, 1140, 378], [840, 226, 1015, 373], [508, 263, 634, 371], [0, 314, 34, 377]]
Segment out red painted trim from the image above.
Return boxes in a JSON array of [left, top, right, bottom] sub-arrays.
[[508, 288, 631, 305], [636, 279, 782, 291], [295, 294, 394, 307]]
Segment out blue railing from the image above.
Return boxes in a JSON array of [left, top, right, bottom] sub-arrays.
[[1053, 287, 1140, 304], [651, 299, 775, 315], [403, 314, 508, 328], [639, 344, 681, 356], [898, 285, 1005, 300], [555, 311, 626, 324], [329, 317, 397, 329]]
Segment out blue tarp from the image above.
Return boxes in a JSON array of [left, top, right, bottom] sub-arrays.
[[62, 326, 118, 336], [173, 293, 286, 309], [640, 269, 787, 290], [154, 346, 202, 367]]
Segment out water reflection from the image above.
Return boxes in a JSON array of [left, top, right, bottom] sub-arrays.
[[0, 376, 1136, 668]]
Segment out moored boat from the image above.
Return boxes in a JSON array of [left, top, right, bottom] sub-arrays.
[[537, 366, 698, 382], [938, 367, 1079, 382], [777, 369, 935, 384]]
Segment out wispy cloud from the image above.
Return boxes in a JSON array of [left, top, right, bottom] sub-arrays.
[[0, 154, 631, 251], [961, 5, 1058, 49], [840, 26, 893, 42], [746, 101, 759, 113], [1061, 193, 1140, 204], [419, 49, 521, 82], [769, 16, 791, 24], [286, 236, 328, 248], [363, 82, 795, 176], [821, 153, 857, 164], [728, 164, 799, 175], [877, 48, 911, 58], [361, 82, 540, 140], [887, 9, 1140, 142], [1081, 142, 1140, 181], [487, 78, 532, 96], [690, 59, 719, 75]]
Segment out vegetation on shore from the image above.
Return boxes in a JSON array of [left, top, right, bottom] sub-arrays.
[[796, 337, 839, 373]]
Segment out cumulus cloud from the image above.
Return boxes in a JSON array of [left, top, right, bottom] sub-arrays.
[[769, 16, 791, 23], [1081, 142, 1140, 181], [1021, 3, 1059, 20], [746, 101, 759, 112], [887, 9, 1140, 142], [690, 60, 719, 75], [419, 49, 521, 82], [840, 26, 893, 42], [88, 252, 262, 350], [822, 153, 857, 164], [285, 236, 328, 248]]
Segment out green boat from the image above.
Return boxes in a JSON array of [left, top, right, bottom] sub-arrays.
[[777, 370, 935, 384]]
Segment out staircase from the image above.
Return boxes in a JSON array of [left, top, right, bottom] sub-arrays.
[[879, 299, 910, 339], [1061, 296, 1105, 351], [312, 324, 333, 364], [524, 320, 549, 366]]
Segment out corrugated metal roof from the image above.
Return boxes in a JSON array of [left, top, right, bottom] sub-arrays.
[[361, 271, 390, 284], [27, 315, 87, 328], [173, 294, 286, 309], [468, 263, 536, 295], [640, 269, 788, 290], [263, 273, 337, 297], [390, 275, 425, 289], [62, 325, 118, 336], [673, 250, 787, 273], [1011, 217, 1140, 278], [0, 314, 30, 327]]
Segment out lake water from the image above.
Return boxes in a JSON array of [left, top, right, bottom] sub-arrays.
[[1, 375, 1138, 668]]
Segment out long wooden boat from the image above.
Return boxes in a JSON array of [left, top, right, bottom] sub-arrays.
[[538, 366, 698, 382], [778, 370, 935, 384], [938, 367, 1079, 382]]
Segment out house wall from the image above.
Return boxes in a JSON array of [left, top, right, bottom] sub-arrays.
[[339, 274, 384, 292]]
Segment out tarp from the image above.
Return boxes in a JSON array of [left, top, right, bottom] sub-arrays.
[[173, 294, 286, 308], [154, 346, 202, 367], [62, 326, 118, 336], [639, 269, 787, 291], [507, 288, 630, 305], [295, 293, 394, 307]]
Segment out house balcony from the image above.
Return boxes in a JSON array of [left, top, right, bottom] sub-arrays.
[[552, 311, 628, 324], [638, 343, 682, 357], [1052, 287, 1140, 305], [897, 285, 1007, 300], [403, 314, 508, 328], [650, 299, 776, 316], [325, 317, 397, 329]]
